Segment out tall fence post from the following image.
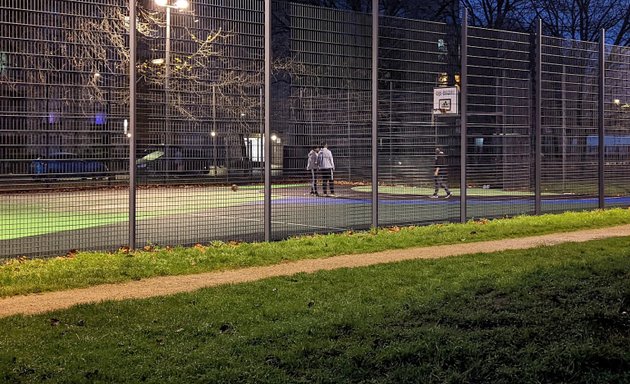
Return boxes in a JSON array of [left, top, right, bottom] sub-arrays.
[[128, 0, 137, 250], [371, 0, 379, 229], [264, 0, 272, 241], [534, 18, 542, 215], [598, 28, 606, 209], [459, 8, 468, 223]]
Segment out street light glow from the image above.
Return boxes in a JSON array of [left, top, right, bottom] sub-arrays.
[[174, 0, 190, 9], [271, 134, 277, 142], [155, 0, 189, 8], [613, 99, 621, 105], [211, 131, 216, 137]]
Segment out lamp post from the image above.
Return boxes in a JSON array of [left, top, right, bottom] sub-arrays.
[[154, 0, 189, 173], [211, 130, 217, 175]]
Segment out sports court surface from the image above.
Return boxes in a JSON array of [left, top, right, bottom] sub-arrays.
[[2, 184, 629, 258]]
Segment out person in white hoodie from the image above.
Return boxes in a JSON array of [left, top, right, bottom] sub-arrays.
[[306, 145, 320, 196], [318, 142, 335, 197]]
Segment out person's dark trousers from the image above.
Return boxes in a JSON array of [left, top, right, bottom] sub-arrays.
[[321, 169, 334, 194], [434, 174, 450, 195], [310, 169, 318, 194]]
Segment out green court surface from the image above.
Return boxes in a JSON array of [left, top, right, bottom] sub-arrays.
[[0, 188, 268, 240], [240, 183, 308, 190]]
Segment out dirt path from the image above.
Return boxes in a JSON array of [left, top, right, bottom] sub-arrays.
[[2, 224, 630, 318]]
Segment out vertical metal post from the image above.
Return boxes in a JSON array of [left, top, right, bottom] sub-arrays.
[[264, 0, 272, 241], [371, 0, 379, 229], [259, 86, 264, 183], [534, 18, 542, 214], [347, 85, 351, 180], [128, 0, 137, 250], [389, 80, 393, 180], [598, 28, 606, 208], [212, 85, 217, 175], [459, 8, 468, 223], [165, 6, 171, 168]]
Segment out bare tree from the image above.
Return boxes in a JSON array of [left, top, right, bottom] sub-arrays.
[[462, 0, 531, 30], [530, 0, 630, 45]]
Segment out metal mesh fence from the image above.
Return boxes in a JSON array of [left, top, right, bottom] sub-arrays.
[[268, 3, 373, 240], [467, 27, 534, 219], [0, 0, 129, 256], [378, 16, 459, 225], [0, 1, 629, 259], [605, 44, 630, 207], [541, 37, 599, 213], [133, 0, 265, 247]]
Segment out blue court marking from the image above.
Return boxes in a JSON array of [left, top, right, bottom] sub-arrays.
[[264, 196, 630, 206]]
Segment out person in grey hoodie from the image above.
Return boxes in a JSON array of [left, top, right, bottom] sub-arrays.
[[318, 142, 335, 197], [307, 145, 320, 196]]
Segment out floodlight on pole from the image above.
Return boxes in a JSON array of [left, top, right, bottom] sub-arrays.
[[153, 0, 189, 174]]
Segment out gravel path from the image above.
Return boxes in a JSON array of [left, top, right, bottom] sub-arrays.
[[2, 224, 630, 318]]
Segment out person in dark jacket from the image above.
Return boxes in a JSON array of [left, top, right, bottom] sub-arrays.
[[431, 147, 452, 198], [307, 145, 320, 196]]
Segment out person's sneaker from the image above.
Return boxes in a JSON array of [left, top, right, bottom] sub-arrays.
[[445, 193, 452, 199], [430, 194, 439, 199]]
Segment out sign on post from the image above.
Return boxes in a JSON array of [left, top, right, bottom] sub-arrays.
[[433, 86, 459, 115]]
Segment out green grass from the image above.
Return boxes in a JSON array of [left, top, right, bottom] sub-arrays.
[[2, 208, 630, 298], [1, 237, 629, 383]]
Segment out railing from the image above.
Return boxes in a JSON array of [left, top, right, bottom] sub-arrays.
[[0, 1, 628, 258]]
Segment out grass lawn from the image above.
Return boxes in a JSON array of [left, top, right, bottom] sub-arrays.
[[1, 237, 629, 383], [1, 208, 630, 297]]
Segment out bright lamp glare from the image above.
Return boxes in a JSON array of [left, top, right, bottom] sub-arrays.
[[271, 134, 277, 142], [614, 99, 621, 105], [154, 0, 168, 6], [211, 131, 216, 137], [174, 0, 189, 8]]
